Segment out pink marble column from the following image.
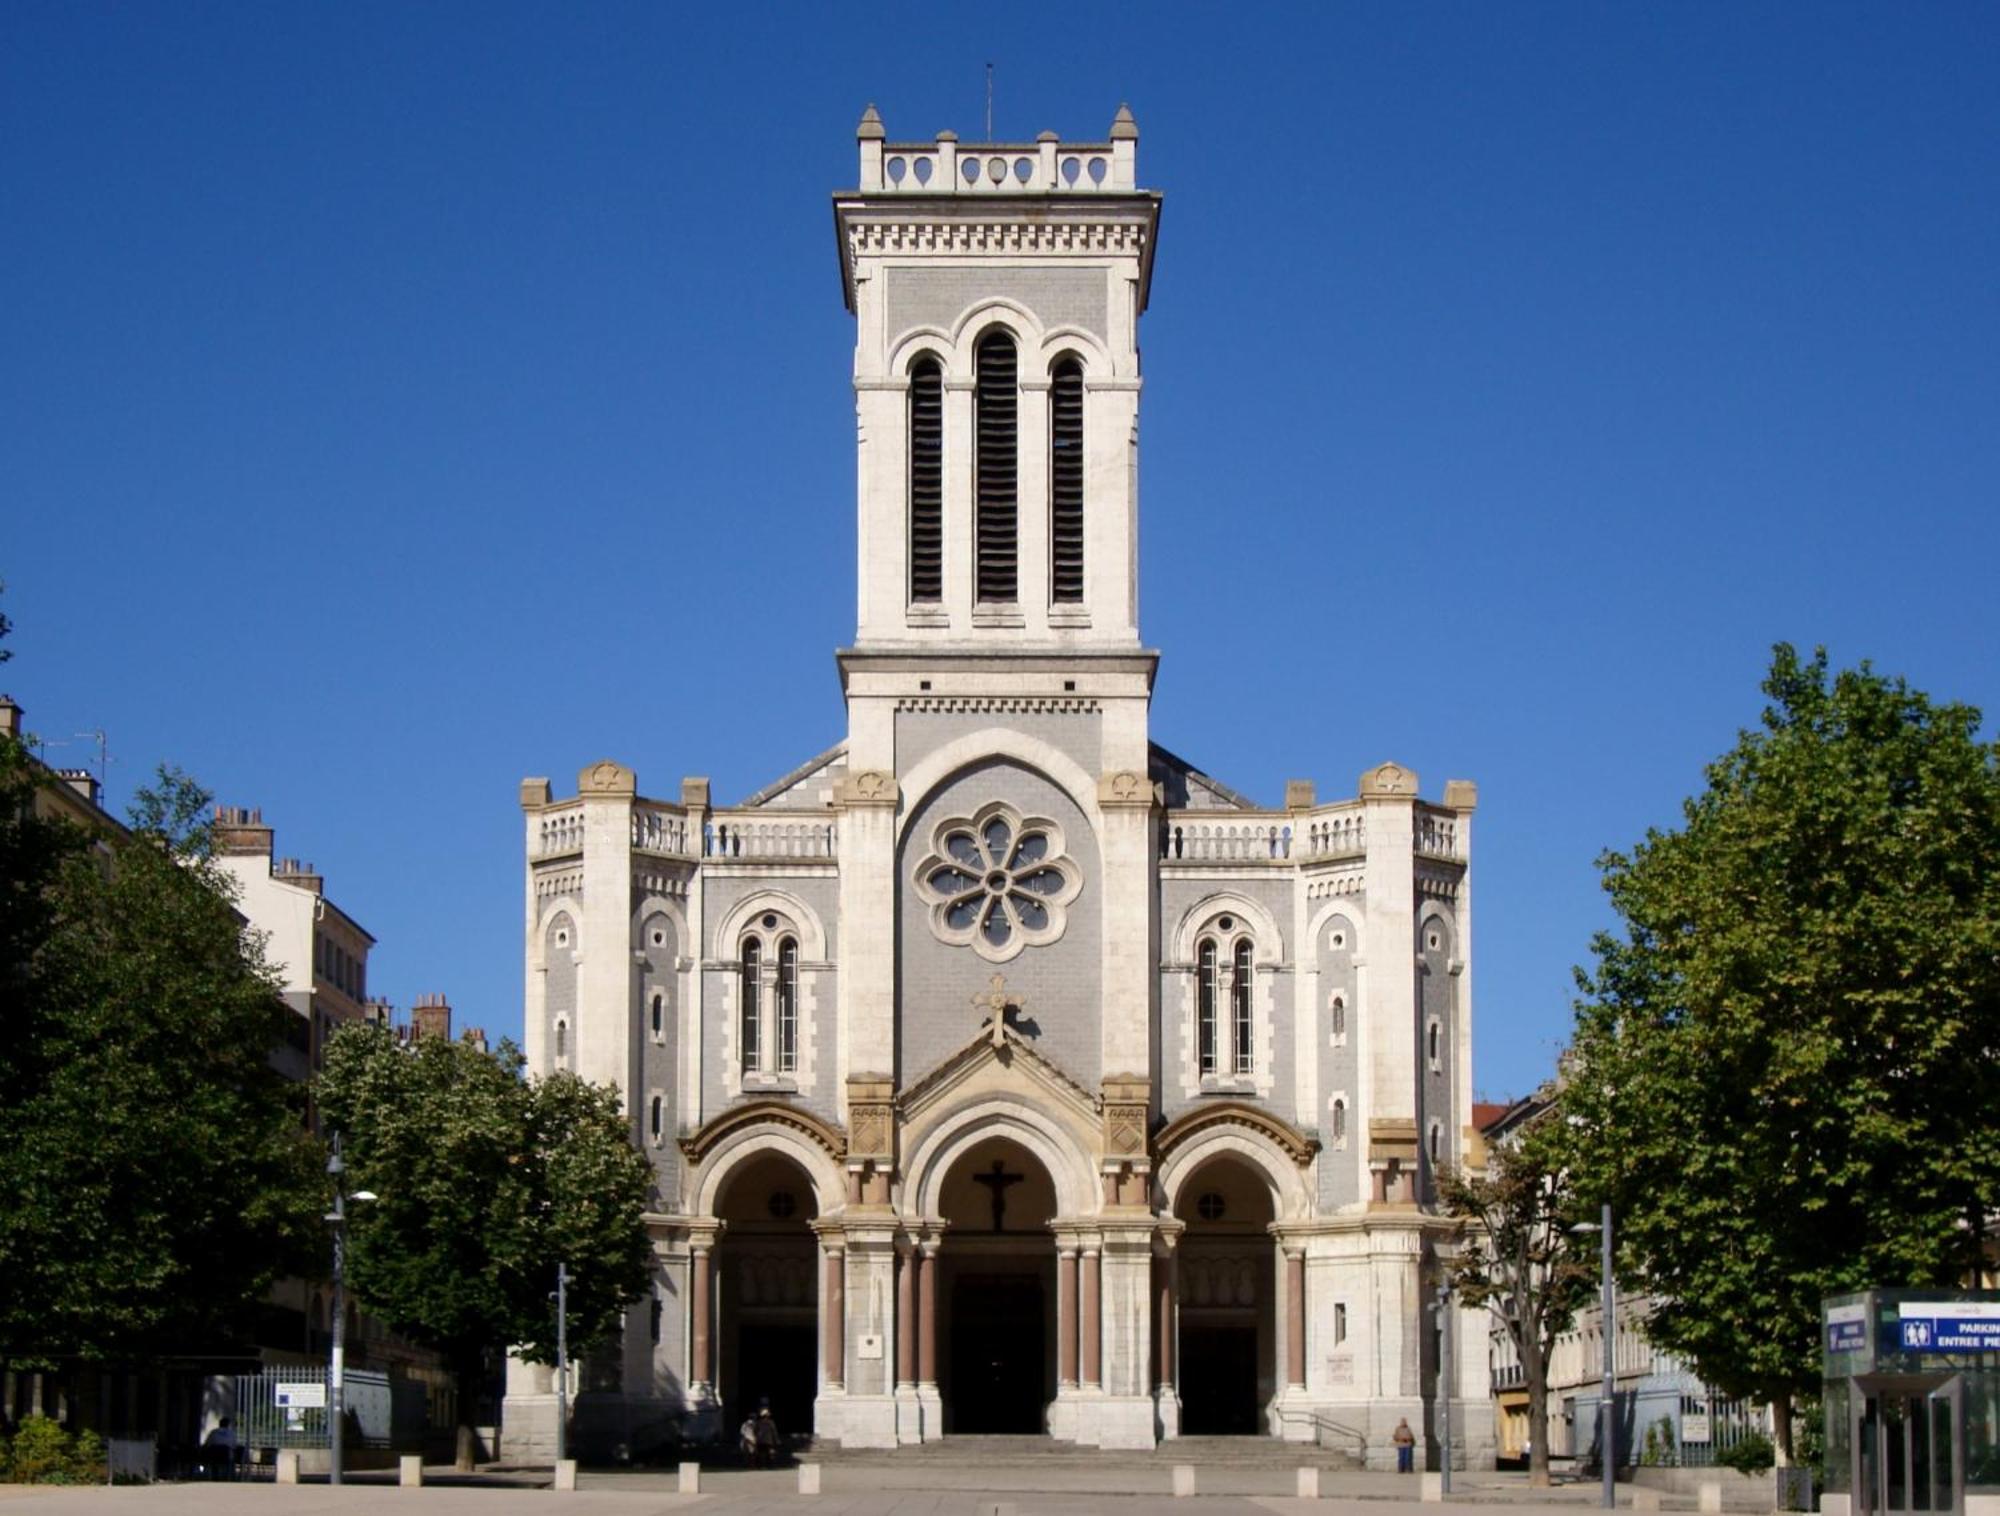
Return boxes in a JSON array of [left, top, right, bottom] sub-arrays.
[[1080, 1246, 1101, 1388], [823, 1244, 845, 1387], [690, 1246, 713, 1385], [917, 1246, 939, 1386], [1057, 1247, 1079, 1386], [895, 1244, 916, 1388], [1285, 1249, 1306, 1388]]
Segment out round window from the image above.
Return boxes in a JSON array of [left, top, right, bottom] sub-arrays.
[[1196, 1192, 1226, 1222], [763, 913, 779, 930], [1217, 915, 1235, 932], [767, 1191, 798, 1220]]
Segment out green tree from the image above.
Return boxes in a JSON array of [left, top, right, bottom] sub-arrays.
[[1559, 645, 2000, 1454], [315, 1025, 652, 1469], [1439, 1111, 1595, 1487], [0, 765, 323, 1367]]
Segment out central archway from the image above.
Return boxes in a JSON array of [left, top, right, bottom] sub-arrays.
[[714, 1151, 820, 1445], [936, 1136, 1058, 1434], [1173, 1155, 1276, 1435]]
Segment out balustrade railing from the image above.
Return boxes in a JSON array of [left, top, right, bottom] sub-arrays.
[[875, 139, 1123, 195], [632, 804, 691, 855], [1160, 817, 1294, 862], [535, 806, 584, 857], [703, 815, 838, 861], [1300, 809, 1366, 859], [1416, 808, 1461, 859]]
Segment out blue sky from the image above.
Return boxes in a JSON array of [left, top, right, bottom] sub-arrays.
[[4, 4, 1995, 1100]]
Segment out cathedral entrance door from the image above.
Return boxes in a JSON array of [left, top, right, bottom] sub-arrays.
[[715, 1152, 820, 1442], [1174, 1156, 1278, 1436], [935, 1137, 1058, 1435]]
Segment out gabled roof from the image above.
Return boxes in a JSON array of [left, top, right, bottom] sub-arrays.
[[741, 741, 847, 809], [1149, 740, 1260, 811]]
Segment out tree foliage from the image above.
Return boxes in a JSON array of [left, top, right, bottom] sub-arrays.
[[315, 1025, 652, 1463], [1439, 1113, 1596, 1486], [0, 762, 323, 1364], [1558, 645, 2000, 1423]]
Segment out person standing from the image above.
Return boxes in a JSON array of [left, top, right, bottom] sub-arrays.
[[1393, 1416, 1416, 1474]]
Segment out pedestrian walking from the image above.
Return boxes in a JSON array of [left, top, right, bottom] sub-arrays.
[[1394, 1415, 1416, 1474]]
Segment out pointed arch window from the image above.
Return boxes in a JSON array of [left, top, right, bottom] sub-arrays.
[[974, 331, 1018, 602], [650, 991, 665, 1040], [908, 358, 944, 603], [1197, 939, 1219, 1075], [776, 937, 799, 1074], [739, 939, 762, 1072], [554, 1019, 568, 1063], [649, 1094, 663, 1142], [1049, 356, 1085, 603], [1231, 939, 1254, 1074], [1332, 1097, 1348, 1145]]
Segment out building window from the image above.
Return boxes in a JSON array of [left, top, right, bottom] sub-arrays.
[[554, 1019, 568, 1062], [913, 801, 1081, 963], [908, 357, 944, 602], [1330, 992, 1346, 1042], [1197, 939, 1219, 1075], [1428, 1018, 1442, 1071], [1231, 939, 1254, 1075], [739, 940, 762, 1071], [1332, 1097, 1348, 1145], [1334, 1302, 1348, 1345], [649, 1094, 662, 1143], [776, 937, 798, 1074], [650, 991, 665, 1039], [1049, 356, 1084, 603], [1429, 1121, 1443, 1165], [1196, 1192, 1225, 1222], [649, 1292, 663, 1344], [974, 330, 1018, 602]]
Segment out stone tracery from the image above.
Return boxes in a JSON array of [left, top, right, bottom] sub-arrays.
[[912, 799, 1081, 962]]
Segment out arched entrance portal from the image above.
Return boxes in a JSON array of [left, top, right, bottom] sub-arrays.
[[937, 1137, 1057, 1434], [1174, 1156, 1276, 1435], [715, 1152, 819, 1442]]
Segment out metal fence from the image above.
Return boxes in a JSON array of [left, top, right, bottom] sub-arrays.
[[1676, 1395, 1769, 1467], [234, 1366, 396, 1452]]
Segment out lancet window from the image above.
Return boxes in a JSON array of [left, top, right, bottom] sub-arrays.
[[974, 331, 1018, 602], [908, 357, 943, 602]]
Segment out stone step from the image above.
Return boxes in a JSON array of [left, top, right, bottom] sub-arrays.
[[809, 1434, 1357, 1469]]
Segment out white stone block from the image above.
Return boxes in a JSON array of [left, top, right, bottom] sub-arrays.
[[399, 1455, 423, 1487], [1630, 1490, 1661, 1510], [1699, 1479, 1723, 1513], [1172, 1464, 1196, 1497], [798, 1462, 821, 1495], [275, 1450, 300, 1485], [1421, 1471, 1443, 1502], [1819, 1497, 1851, 1516], [678, 1461, 701, 1495], [553, 1459, 576, 1491], [1296, 1466, 1320, 1498]]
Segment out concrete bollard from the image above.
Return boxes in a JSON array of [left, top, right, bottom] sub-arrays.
[[275, 1451, 300, 1485], [1630, 1489, 1661, 1510], [1698, 1479, 1723, 1513], [1420, 1471, 1443, 1502], [553, 1459, 577, 1491], [678, 1461, 701, 1495], [798, 1462, 821, 1495], [1297, 1466, 1321, 1499], [399, 1455, 424, 1487], [1172, 1464, 1197, 1497]]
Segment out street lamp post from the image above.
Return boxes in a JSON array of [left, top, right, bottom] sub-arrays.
[[554, 1263, 569, 1467], [1435, 1277, 1454, 1495], [1571, 1205, 1616, 1510], [325, 1134, 376, 1487]]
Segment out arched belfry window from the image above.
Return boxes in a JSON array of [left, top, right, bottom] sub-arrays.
[[1049, 357, 1085, 603], [908, 358, 943, 603], [776, 937, 799, 1074], [739, 939, 762, 1072], [974, 331, 1018, 602], [1231, 939, 1255, 1074], [1197, 939, 1219, 1075]]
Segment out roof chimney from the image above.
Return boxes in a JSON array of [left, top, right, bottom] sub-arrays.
[[412, 993, 452, 1042], [0, 696, 21, 741], [56, 768, 102, 809], [214, 804, 275, 859]]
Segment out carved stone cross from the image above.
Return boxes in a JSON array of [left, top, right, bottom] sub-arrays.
[[972, 1158, 1025, 1232], [971, 973, 1026, 1048]]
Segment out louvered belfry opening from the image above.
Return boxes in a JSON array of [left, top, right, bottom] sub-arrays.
[[908, 358, 944, 602], [1049, 357, 1085, 603], [974, 331, 1019, 603]]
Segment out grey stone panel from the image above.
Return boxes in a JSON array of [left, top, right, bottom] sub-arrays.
[[1314, 908, 1362, 1211], [545, 909, 578, 1062], [898, 758, 1102, 1090], [1418, 909, 1458, 1198], [895, 710, 1102, 785], [637, 905, 682, 1211], [886, 265, 1108, 346]]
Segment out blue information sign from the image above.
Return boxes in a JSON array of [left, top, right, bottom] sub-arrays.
[[1828, 1320, 1867, 1352], [1898, 1306, 2000, 1353]]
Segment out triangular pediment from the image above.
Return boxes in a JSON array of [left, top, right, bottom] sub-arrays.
[[898, 1024, 1100, 1132]]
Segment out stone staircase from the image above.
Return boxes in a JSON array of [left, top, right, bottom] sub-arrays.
[[809, 1433, 1360, 1470]]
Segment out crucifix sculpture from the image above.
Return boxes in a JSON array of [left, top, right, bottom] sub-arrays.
[[971, 973, 1026, 1048], [971, 1157, 1025, 1232]]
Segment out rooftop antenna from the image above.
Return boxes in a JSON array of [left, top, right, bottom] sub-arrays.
[[985, 61, 993, 140]]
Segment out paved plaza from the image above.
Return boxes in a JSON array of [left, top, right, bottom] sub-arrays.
[[0, 1465, 1776, 1516]]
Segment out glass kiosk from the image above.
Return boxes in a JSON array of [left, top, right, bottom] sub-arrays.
[[1823, 1291, 1999, 1516]]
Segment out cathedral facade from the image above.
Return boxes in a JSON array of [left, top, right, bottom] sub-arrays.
[[503, 107, 1491, 1466]]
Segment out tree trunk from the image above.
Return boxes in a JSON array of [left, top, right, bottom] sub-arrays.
[[1525, 1322, 1552, 1488], [453, 1358, 481, 1472], [1772, 1395, 1794, 1467]]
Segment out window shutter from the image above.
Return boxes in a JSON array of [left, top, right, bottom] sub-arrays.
[[908, 360, 943, 602], [1050, 358, 1085, 603], [974, 333, 1018, 602]]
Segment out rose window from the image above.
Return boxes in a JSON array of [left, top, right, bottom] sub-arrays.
[[914, 802, 1082, 963]]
